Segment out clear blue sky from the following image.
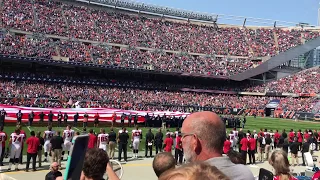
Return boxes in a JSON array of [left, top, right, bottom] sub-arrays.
[[138, 0, 319, 26]]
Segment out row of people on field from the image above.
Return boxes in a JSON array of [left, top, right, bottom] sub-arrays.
[[224, 128, 319, 166]]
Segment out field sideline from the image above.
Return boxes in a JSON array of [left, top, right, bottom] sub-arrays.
[[2, 116, 320, 155]]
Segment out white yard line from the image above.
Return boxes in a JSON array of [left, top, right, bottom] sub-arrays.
[[0, 174, 18, 180], [73, 127, 81, 131]]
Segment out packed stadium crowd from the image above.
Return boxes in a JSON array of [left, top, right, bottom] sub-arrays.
[[1, 0, 320, 59], [0, 78, 317, 113], [246, 66, 320, 94]]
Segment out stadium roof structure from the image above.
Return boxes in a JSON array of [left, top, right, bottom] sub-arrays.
[[76, 0, 316, 27]]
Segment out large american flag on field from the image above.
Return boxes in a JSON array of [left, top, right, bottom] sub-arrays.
[[0, 105, 190, 123]]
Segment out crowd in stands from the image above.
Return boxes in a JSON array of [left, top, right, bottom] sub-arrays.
[[0, 78, 317, 113], [0, 33, 257, 76], [246, 66, 320, 94], [1, 0, 320, 59]]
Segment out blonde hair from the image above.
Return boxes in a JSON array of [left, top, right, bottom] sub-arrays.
[[269, 150, 292, 180], [158, 162, 230, 180]]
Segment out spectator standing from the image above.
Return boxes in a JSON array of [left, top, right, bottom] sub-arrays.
[[36, 132, 44, 167], [282, 137, 289, 155], [94, 112, 99, 127], [0, 126, 7, 166], [145, 129, 154, 158], [0, 109, 6, 127], [28, 111, 34, 127], [265, 134, 272, 160], [57, 112, 62, 127], [290, 138, 299, 166], [25, 131, 40, 172], [240, 135, 248, 165], [45, 162, 62, 180], [248, 134, 256, 165], [18, 125, 26, 164], [301, 138, 310, 166], [274, 130, 280, 148], [111, 112, 116, 127], [108, 128, 116, 159], [83, 112, 89, 128], [155, 128, 163, 154], [153, 152, 175, 178], [128, 113, 132, 127], [120, 113, 125, 127], [16, 110, 23, 125], [163, 133, 173, 153], [257, 134, 266, 162], [118, 128, 129, 162], [63, 113, 68, 125], [39, 112, 45, 126], [175, 132, 183, 165], [87, 129, 97, 149], [50, 131, 63, 168], [74, 113, 79, 127], [48, 111, 54, 126], [181, 111, 254, 180], [134, 113, 138, 127], [223, 137, 231, 154]]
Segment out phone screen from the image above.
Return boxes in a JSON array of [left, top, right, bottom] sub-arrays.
[[64, 135, 89, 180]]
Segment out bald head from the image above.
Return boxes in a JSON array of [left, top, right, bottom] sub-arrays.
[[181, 111, 226, 159], [153, 152, 175, 177]]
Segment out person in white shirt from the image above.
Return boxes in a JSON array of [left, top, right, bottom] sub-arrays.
[[228, 131, 235, 150], [97, 129, 109, 151], [62, 125, 74, 160], [131, 126, 142, 159], [43, 126, 55, 162], [8, 128, 24, 171]]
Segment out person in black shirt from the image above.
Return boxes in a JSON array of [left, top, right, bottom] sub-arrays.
[[301, 138, 310, 166], [265, 134, 272, 160], [134, 113, 138, 126], [282, 129, 287, 139], [0, 109, 6, 127], [73, 113, 79, 127], [63, 113, 68, 125], [128, 113, 132, 127], [45, 162, 62, 180], [108, 128, 117, 159], [48, 111, 54, 126], [57, 112, 62, 127], [16, 110, 23, 125], [36, 132, 44, 167], [155, 128, 163, 154], [145, 129, 154, 158], [290, 137, 299, 166], [118, 128, 129, 162], [282, 137, 289, 154], [39, 112, 45, 126], [144, 113, 150, 127], [28, 111, 35, 126], [50, 131, 64, 168], [120, 113, 125, 127]]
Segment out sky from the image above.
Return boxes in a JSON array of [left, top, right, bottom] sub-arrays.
[[136, 0, 319, 27]]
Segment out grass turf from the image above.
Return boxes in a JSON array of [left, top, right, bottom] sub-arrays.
[[3, 116, 320, 155]]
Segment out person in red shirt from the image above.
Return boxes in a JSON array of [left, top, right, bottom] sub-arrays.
[[0, 126, 7, 166], [26, 131, 40, 172], [87, 129, 97, 149], [274, 130, 280, 148], [175, 133, 183, 165], [164, 134, 173, 153], [304, 130, 310, 141], [289, 129, 295, 144], [223, 137, 231, 154], [240, 136, 249, 165], [248, 134, 256, 164], [94, 113, 100, 127], [111, 112, 117, 127]]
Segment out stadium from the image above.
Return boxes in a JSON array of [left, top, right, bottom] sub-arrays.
[[1, 0, 320, 179]]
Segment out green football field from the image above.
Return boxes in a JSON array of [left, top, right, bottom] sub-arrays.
[[3, 116, 320, 155]]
